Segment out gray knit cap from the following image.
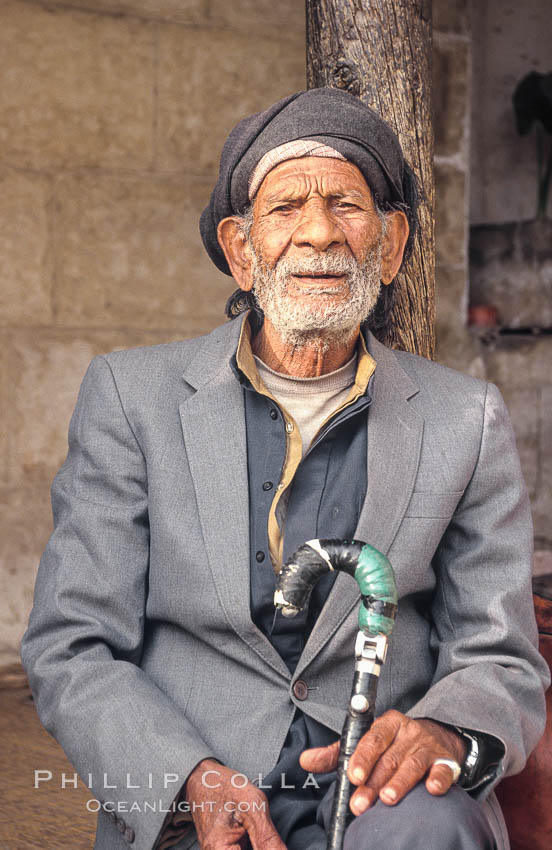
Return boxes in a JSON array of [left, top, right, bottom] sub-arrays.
[[200, 88, 413, 276]]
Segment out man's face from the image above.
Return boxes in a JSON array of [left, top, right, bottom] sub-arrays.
[[246, 157, 388, 346]]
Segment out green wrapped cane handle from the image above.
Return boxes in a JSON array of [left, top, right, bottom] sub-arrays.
[[274, 538, 397, 634]]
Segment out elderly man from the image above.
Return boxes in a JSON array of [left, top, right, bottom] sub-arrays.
[[21, 88, 548, 850]]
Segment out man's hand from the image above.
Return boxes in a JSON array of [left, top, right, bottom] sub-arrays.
[[299, 711, 467, 815], [184, 758, 287, 850]]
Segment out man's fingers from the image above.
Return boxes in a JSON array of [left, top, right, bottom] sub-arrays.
[[349, 785, 378, 815], [299, 740, 339, 773], [200, 815, 247, 850], [342, 714, 466, 813], [425, 761, 458, 796], [347, 711, 402, 785], [247, 821, 287, 850], [349, 744, 409, 811], [376, 752, 433, 805], [245, 807, 287, 850]]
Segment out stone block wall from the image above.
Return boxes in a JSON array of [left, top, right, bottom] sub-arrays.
[[2, 0, 549, 664], [476, 335, 552, 570], [433, 0, 484, 377], [0, 0, 306, 664], [466, 0, 552, 574], [470, 0, 551, 225], [433, 0, 551, 576]]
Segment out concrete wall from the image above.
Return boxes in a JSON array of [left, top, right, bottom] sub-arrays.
[[433, 0, 551, 574], [433, 0, 483, 376], [470, 0, 551, 225], [467, 0, 552, 571], [481, 336, 552, 564], [0, 0, 306, 664]]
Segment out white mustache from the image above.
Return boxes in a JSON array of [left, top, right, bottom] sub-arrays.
[[275, 253, 361, 277]]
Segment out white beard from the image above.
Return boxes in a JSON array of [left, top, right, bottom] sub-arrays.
[[249, 240, 384, 351]]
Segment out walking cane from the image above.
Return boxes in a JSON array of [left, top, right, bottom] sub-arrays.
[[274, 539, 398, 850]]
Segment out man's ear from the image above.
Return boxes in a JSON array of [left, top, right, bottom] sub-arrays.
[[380, 210, 410, 285], [217, 217, 254, 291]]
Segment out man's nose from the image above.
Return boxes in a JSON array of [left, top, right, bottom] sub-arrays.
[[291, 203, 346, 252]]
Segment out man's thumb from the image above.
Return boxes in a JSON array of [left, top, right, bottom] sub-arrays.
[[299, 741, 340, 772]]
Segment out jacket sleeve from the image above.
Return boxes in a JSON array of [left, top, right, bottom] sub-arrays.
[[406, 381, 550, 799], [20, 355, 216, 850]]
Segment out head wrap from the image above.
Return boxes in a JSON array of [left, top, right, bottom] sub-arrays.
[[248, 140, 346, 200], [200, 87, 412, 276]]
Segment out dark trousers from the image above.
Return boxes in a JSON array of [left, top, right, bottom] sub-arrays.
[[283, 781, 508, 850], [169, 782, 509, 850]]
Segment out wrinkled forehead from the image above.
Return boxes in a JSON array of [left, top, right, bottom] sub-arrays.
[[255, 156, 375, 205]]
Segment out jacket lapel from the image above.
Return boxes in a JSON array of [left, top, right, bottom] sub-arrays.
[[179, 317, 291, 680], [296, 334, 424, 675]]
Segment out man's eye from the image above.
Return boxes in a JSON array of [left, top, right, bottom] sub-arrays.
[[271, 204, 294, 213], [335, 201, 357, 209]]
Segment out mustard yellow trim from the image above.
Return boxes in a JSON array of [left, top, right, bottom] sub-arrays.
[[308, 331, 376, 443], [236, 316, 269, 397], [236, 315, 376, 575]]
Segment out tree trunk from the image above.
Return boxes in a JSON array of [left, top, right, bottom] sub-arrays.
[[306, 0, 435, 359]]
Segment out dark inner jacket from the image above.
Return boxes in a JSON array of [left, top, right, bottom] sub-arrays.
[[232, 333, 373, 847]]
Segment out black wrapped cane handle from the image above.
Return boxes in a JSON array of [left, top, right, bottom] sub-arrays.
[[274, 539, 397, 850]]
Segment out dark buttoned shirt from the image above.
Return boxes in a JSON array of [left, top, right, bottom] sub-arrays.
[[230, 316, 375, 847]]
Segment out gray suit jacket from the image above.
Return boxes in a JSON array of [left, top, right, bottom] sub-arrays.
[[21, 315, 549, 850]]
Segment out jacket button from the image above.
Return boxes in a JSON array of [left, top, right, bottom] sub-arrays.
[[262, 481, 273, 491], [256, 551, 265, 563], [293, 680, 308, 701], [270, 408, 278, 420], [124, 826, 135, 843]]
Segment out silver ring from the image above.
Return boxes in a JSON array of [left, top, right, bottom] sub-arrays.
[[433, 758, 461, 783]]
